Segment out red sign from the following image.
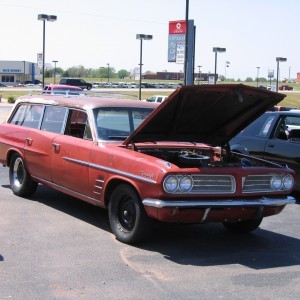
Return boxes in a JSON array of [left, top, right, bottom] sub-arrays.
[[169, 20, 186, 34]]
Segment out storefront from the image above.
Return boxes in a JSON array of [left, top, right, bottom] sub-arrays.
[[0, 61, 40, 86]]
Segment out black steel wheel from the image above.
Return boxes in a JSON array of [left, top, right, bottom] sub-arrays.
[[9, 153, 38, 197], [108, 184, 153, 244], [223, 218, 263, 233]]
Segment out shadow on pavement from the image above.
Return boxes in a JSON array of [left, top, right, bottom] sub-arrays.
[[12, 184, 300, 271]]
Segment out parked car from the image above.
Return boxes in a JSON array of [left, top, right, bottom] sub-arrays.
[[0, 83, 7, 87], [59, 78, 92, 90], [42, 84, 84, 95], [146, 95, 168, 103], [24, 80, 42, 86], [279, 85, 293, 91], [230, 110, 300, 191], [0, 85, 296, 244]]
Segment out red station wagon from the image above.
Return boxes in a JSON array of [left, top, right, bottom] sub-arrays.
[[0, 85, 296, 244]]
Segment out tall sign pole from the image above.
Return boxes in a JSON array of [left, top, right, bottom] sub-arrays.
[[184, 0, 189, 86]]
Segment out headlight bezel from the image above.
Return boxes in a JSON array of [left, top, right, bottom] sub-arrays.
[[163, 175, 179, 193], [179, 175, 193, 192], [271, 175, 283, 190], [282, 174, 294, 191], [163, 175, 194, 193]]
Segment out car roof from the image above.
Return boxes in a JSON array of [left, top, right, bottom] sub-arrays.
[[16, 94, 158, 110], [265, 110, 300, 116]]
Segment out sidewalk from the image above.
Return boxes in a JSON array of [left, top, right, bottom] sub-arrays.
[[0, 97, 13, 106], [0, 99, 13, 123]]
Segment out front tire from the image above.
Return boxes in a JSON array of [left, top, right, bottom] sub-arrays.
[[9, 153, 38, 197], [223, 218, 262, 233], [108, 184, 153, 244]]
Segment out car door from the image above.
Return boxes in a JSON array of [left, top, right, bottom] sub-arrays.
[[50, 109, 95, 198], [24, 105, 67, 182], [263, 114, 300, 189]]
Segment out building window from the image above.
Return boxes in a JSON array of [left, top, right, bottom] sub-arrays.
[[1, 75, 14, 82]]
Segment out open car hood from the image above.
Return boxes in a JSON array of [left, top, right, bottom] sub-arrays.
[[124, 84, 285, 146]]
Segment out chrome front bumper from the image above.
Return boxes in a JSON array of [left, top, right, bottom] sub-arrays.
[[142, 196, 296, 209]]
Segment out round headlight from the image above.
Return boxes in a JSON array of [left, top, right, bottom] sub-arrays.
[[163, 175, 178, 193], [283, 174, 294, 191], [179, 176, 193, 192], [271, 175, 283, 190]]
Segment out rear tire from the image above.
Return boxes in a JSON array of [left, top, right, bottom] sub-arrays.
[[108, 184, 153, 244], [223, 218, 262, 233], [9, 153, 38, 197]]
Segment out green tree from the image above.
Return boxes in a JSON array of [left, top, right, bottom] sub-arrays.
[[245, 77, 254, 82], [118, 69, 130, 79]]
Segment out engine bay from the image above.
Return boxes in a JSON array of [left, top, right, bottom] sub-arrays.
[[138, 145, 262, 168]]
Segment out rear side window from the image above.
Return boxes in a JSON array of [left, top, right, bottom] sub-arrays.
[[258, 115, 276, 137], [10, 104, 43, 129]]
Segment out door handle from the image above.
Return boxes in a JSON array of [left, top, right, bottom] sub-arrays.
[[52, 143, 60, 152], [267, 144, 275, 148], [25, 137, 33, 145]]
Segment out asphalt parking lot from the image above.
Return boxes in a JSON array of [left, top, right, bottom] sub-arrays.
[[0, 104, 300, 299], [1, 166, 300, 299]]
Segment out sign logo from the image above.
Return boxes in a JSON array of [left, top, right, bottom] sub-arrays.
[[169, 20, 186, 34]]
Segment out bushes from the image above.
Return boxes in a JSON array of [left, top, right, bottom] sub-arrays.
[[8, 97, 16, 103]]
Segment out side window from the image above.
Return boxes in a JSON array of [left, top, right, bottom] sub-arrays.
[[278, 116, 300, 141], [41, 106, 67, 133], [65, 109, 91, 139], [258, 115, 276, 137], [94, 108, 153, 140], [10, 104, 43, 129], [157, 97, 163, 103]]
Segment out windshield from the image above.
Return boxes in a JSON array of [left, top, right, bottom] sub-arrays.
[[93, 107, 154, 140]]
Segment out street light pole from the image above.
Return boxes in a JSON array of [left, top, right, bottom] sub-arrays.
[[197, 65, 201, 85], [276, 57, 287, 92], [136, 34, 153, 100], [100, 66, 104, 83], [213, 47, 226, 84], [38, 14, 57, 88], [52, 60, 58, 84], [256, 66, 260, 87]]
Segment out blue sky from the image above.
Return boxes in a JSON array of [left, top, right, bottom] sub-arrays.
[[1, 0, 298, 80]]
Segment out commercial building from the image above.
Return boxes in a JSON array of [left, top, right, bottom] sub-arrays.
[[143, 71, 215, 82], [0, 60, 40, 86]]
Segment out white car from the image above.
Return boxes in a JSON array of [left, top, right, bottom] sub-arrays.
[[146, 95, 168, 103]]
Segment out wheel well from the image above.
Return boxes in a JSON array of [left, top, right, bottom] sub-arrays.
[[104, 179, 139, 208], [6, 150, 19, 167]]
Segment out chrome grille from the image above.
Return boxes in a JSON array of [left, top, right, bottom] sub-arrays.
[[243, 175, 272, 192], [191, 175, 235, 194]]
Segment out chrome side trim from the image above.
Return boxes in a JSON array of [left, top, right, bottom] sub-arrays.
[[63, 157, 157, 184], [142, 196, 295, 209], [31, 176, 101, 203]]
